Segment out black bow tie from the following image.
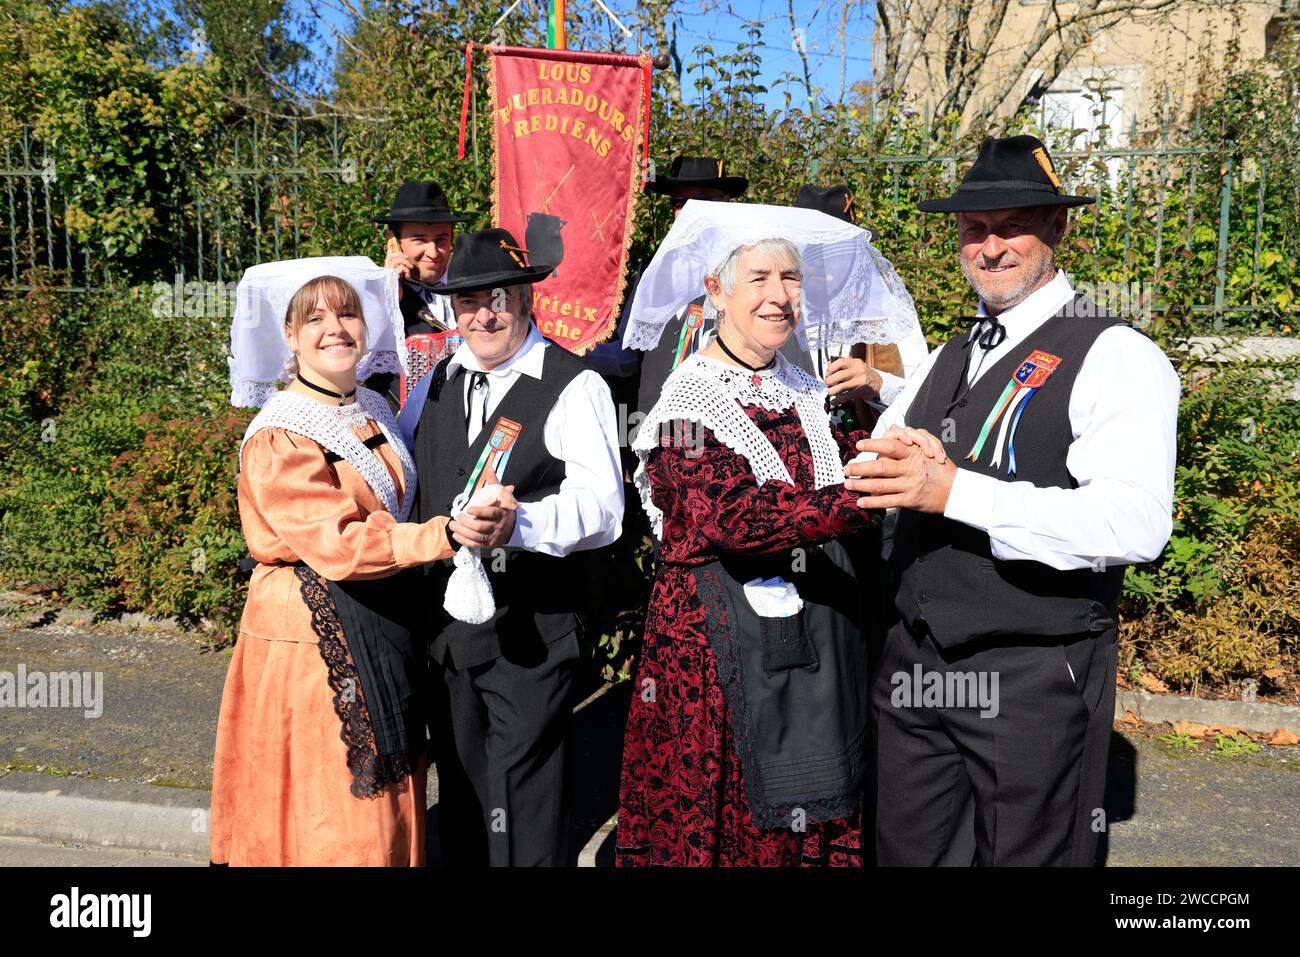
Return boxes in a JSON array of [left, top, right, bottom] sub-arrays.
[[965, 315, 1007, 350]]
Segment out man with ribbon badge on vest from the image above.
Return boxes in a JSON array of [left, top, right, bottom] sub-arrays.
[[397, 227, 624, 867], [844, 135, 1180, 866]]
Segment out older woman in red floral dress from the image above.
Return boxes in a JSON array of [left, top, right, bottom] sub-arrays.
[[616, 231, 885, 867]]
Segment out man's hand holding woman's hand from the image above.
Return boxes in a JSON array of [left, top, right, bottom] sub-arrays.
[[448, 479, 519, 549], [844, 425, 956, 514]]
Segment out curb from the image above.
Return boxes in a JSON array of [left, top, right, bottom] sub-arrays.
[[0, 771, 209, 860], [1115, 689, 1300, 735], [0, 681, 622, 861]]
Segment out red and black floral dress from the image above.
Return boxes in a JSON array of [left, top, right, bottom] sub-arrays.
[[616, 356, 874, 867]]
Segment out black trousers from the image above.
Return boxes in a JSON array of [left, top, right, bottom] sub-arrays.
[[872, 618, 1118, 866], [430, 631, 579, 867]]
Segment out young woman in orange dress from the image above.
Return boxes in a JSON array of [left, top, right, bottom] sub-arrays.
[[212, 261, 513, 866]]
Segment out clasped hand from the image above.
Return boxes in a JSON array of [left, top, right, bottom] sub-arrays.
[[448, 472, 518, 549], [844, 426, 957, 514]]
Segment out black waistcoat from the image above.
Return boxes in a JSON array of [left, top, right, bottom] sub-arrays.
[[635, 295, 815, 415], [893, 294, 1129, 649], [412, 343, 592, 668]]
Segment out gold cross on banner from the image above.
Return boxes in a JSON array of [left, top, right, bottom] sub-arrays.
[[534, 159, 576, 213], [589, 208, 613, 242]]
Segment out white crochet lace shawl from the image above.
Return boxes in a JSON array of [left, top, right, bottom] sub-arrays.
[[239, 387, 417, 523], [631, 353, 845, 540]]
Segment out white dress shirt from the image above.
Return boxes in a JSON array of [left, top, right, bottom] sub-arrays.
[[870, 269, 1180, 571], [399, 323, 624, 558]]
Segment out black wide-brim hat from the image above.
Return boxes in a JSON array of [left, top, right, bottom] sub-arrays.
[[645, 155, 749, 198], [918, 135, 1094, 213], [435, 227, 553, 295], [373, 180, 471, 225], [794, 183, 855, 222], [792, 183, 877, 241]]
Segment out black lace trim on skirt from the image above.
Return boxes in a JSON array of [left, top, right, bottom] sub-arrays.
[[294, 566, 414, 799]]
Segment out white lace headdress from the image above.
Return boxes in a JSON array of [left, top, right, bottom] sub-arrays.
[[228, 256, 406, 408], [620, 200, 918, 353]]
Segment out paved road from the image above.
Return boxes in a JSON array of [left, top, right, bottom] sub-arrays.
[[0, 603, 226, 788], [2, 602, 1297, 867], [1102, 731, 1300, 866]]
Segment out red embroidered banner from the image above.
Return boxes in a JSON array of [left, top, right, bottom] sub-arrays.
[[463, 44, 651, 355]]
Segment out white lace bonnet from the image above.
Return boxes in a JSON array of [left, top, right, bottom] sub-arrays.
[[620, 199, 918, 353], [228, 256, 407, 408]]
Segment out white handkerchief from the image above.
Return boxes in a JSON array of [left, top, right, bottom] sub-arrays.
[[442, 484, 505, 625], [742, 576, 804, 618]]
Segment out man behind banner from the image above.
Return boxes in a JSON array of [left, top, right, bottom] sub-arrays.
[[399, 227, 624, 867], [368, 180, 472, 409], [845, 135, 1178, 866]]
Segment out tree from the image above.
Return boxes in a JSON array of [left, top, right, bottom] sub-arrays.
[[0, 0, 224, 268], [870, 0, 1260, 133], [169, 0, 315, 110]]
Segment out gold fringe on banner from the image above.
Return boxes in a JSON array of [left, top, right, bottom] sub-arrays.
[[483, 46, 652, 355]]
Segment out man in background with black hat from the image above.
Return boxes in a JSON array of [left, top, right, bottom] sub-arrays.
[[398, 226, 624, 867], [792, 182, 929, 433], [368, 180, 472, 409], [845, 135, 1179, 866]]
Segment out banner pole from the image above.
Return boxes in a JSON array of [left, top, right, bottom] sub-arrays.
[[457, 42, 474, 160], [547, 0, 567, 50]]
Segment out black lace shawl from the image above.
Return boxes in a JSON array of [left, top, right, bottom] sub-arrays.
[[295, 566, 427, 798]]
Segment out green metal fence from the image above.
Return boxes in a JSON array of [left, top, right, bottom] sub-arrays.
[[843, 111, 1298, 328], [2, 116, 1295, 328], [180, 117, 365, 287], [0, 128, 96, 292]]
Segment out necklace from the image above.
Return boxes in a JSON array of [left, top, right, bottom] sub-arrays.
[[297, 371, 357, 406], [715, 335, 776, 388]]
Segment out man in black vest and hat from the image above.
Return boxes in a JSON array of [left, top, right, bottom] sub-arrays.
[[398, 226, 623, 867], [792, 182, 929, 432], [368, 180, 472, 408], [845, 135, 1179, 866]]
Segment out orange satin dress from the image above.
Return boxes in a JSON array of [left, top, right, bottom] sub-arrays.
[[210, 417, 453, 867]]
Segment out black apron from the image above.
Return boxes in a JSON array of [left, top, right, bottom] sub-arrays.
[[293, 566, 428, 798], [690, 534, 871, 830]]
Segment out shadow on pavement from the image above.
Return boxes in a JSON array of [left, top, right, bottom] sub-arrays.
[[1100, 731, 1138, 865]]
